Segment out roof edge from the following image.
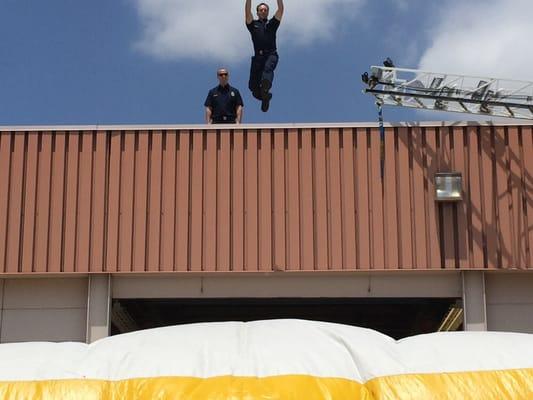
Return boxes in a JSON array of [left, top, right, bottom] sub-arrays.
[[0, 120, 530, 132]]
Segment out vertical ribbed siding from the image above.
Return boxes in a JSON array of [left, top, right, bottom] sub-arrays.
[[0, 125, 532, 273]]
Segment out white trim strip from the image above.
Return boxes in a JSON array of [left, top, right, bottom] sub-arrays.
[[0, 121, 531, 132]]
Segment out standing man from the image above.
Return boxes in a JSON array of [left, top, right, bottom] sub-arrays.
[[204, 68, 244, 124], [245, 0, 284, 112]]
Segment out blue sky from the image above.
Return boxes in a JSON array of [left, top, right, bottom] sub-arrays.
[[0, 0, 530, 125]]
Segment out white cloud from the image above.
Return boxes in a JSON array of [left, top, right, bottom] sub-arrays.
[[411, 0, 533, 122], [418, 0, 533, 80], [133, 0, 365, 62]]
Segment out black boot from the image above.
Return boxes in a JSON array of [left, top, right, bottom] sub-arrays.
[[261, 93, 272, 112], [260, 79, 272, 112]]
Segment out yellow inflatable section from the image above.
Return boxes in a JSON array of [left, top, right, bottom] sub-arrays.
[[0, 320, 532, 399]]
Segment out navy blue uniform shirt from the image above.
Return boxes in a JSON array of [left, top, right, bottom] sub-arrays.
[[246, 17, 280, 53], [204, 85, 244, 122]]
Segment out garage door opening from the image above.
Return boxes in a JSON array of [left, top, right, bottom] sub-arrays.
[[112, 298, 462, 339]]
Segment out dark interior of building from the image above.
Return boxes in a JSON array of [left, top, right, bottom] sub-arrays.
[[112, 298, 462, 339]]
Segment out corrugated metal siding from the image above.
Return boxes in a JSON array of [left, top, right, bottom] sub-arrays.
[[0, 125, 532, 273]]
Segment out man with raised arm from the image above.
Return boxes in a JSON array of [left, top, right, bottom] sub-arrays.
[[245, 0, 284, 112]]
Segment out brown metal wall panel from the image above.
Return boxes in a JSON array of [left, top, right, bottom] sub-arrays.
[[300, 129, 314, 270], [161, 131, 177, 271], [517, 127, 528, 269], [453, 127, 469, 269], [34, 132, 53, 273], [259, 129, 273, 271], [48, 132, 66, 273], [273, 129, 287, 271], [245, 130, 259, 271], [341, 128, 357, 270], [106, 131, 121, 272], [77, 131, 93, 273], [217, 130, 231, 271], [1, 124, 533, 274], [203, 130, 217, 272], [119, 132, 135, 271], [190, 131, 203, 271], [63, 133, 79, 273], [368, 128, 384, 269], [384, 128, 399, 269], [232, 130, 245, 271], [132, 131, 149, 272], [481, 126, 498, 269], [397, 127, 413, 269], [425, 128, 441, 268], [91, 132, 107, 272], [355, 128, 371, 270], [0, 133, 11, 273], [21, 133, 38, 273], [440, 127, 456, 269], [508, 127, 525, 268], [287, 129, 300, 270], [495, 126, 512, 268], [468, 126, 484, 269], [328, 129, 342, 269], [176, 131, 190, 271], [147, 130, 163, 271], [411, 127, 427, 269], [518, 127, 528, 269], [314, 129, 328, 270], [524, 127, 533, 267], [5, 134, 24, 273]]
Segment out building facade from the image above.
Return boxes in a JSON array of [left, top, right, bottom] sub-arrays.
[[0, 122, 532, 342]]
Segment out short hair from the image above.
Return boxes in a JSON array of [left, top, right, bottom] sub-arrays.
[[256, 3, 269, 11]]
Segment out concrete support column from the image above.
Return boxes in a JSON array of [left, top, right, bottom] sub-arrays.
[[462, 271, 487, 331], [86, 274, 111, 343]]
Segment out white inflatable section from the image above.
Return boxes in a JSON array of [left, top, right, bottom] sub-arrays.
[[0, 320, 533, 382]]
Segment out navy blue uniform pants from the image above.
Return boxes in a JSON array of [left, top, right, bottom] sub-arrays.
[[248, 52, 279, 100]]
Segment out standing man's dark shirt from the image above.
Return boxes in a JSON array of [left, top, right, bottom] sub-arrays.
[[204, 84, 243, 124]]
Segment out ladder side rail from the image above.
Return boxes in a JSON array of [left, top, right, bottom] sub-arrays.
[[366, 88, 533, 110], [372, 96, 532, 120], [370, 66, 533, 85]]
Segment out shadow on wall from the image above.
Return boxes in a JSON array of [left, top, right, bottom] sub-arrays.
[[397, 122, 532, 269]]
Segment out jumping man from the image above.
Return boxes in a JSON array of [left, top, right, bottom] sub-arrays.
[[245, 0, 284, 112]]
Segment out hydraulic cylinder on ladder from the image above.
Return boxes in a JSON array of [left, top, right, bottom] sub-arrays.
[[362, 59, 533, 120]]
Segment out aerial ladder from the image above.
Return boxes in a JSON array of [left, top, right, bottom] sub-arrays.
[[362, 58, 533, 121], [361, 59, 533, 180]]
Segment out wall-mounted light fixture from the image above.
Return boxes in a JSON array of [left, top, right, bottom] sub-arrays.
[[435, 172, 463, 202]]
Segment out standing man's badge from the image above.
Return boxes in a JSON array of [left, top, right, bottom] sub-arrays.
[[231, 91, 235, 97]]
